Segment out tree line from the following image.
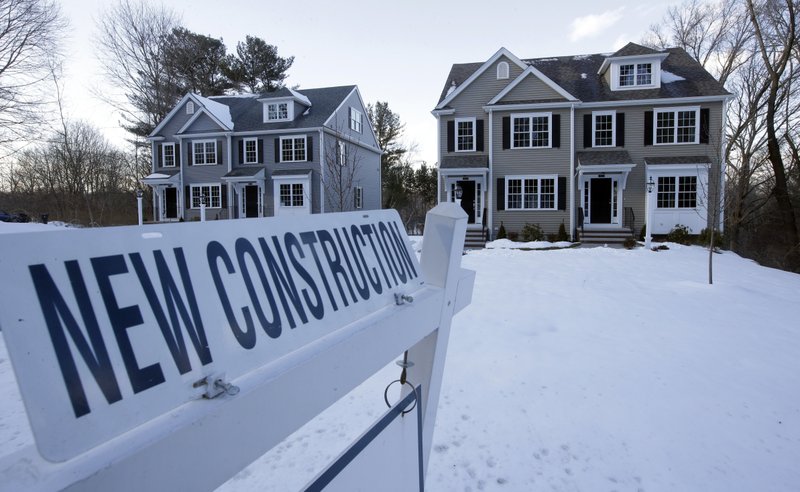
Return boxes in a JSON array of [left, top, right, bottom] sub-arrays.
[[644, 0, 800, 272]]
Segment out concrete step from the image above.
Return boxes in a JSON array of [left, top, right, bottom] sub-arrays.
[[579, 228, 633, 244], [465, 229, 486, 249]]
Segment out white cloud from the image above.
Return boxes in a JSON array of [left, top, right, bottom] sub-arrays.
[[569, 8, 625, 43]]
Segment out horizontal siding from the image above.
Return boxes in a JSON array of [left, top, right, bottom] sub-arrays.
[[326, 89, 381, 150], [500, 74, 563, 102], [185, 112, 226, 133]]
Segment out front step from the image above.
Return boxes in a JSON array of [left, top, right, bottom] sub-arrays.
[[464, 229, 486, 249], [579, 228, 633, 244]]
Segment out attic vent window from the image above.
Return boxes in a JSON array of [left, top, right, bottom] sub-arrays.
[[186, 101, 194, 115], [497, 61, 509, 80]]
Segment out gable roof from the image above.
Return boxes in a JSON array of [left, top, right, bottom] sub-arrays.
[[435, 47, 528, 110], [488, 66, 577, 104], [436, 44, 729, 108], [150, 86, 358, 137]]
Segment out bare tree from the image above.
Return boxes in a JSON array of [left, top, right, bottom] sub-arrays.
[[324, 132, 363, 213], [0, 0, 65, 152], [95, 0, 180, 139]]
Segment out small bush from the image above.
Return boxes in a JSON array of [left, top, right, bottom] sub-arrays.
[[496, 221, 507, 239], [507, 231, 519, 241], [639, 224, 647, 241], [697, 228, 725, 247], [623, 237, 638, 249], [547, 233, 558, 242], [520, 223, 544, 242], [666, 224, 691, 245], [556, 221, 569, 242]]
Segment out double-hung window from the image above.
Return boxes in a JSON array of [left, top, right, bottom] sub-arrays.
[[512, 113, 551, 148], [337, 141, 346, 166], [162, 143, 176, 167], [243, 138, 258, 164], [349, 108, 362, 133], [657, 176, 697, 209], [593, 111, 615, 147], [193, 140, 217, 165], [455, 118, 475, 152], [655, 107, 699, 144], [279, 183, 305, 207], [190, 184, 221, 208], [506, 176, 557, 210], [280, 136, 307, 162]]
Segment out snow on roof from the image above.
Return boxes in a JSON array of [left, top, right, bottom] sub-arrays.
[[289, 88, 312, 107], [209, 93, 259, 99], [661, 70, 686, 83], [144, 173, 171, 179], [194, 94, 234, 129]]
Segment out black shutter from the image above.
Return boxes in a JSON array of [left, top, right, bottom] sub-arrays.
[[174, 144, 180, 166], [258, 138, 264, 163], [644, 111, 653, 146], [476, 119, 484, 152], [616, 113, 625, 147], [552, 114, 560, 148], [583, 114, 592, 148], [274, 138, 280, 162], [187, 142, 193, 166], [221, 184, 227, 208], [157, 144, 163, 167], [496, 177, 505, 211], [185, 186, 191, 209], [307, 136, 313, 161], [558, 176, 567, 211], [217, 141, 222, 165], [238, 140, 244, 164], [700, 108, 710, 144], [447, 120, 454, 152], [502, 117, 510, 150]]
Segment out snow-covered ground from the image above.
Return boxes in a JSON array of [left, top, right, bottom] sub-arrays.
[[1, 223, 799, 491]]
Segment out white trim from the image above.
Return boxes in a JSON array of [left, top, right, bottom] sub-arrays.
[[454, 117, 476, 152], [150, 93, 199, 136], [510, 112, 552, 149], [321, 127, 383, 154], [243, 137, 259, 164], [161, 142, 176, 168], [272, 172, 312, 216], [653, 106, 700, 145], [177, 107, 230, 135], [569, 103, 575, 240], [279, 135, 308, 162], [192, 139, 219, 166], [349, 107, 363, 133], [324, 87, 357, 127], [591, 110, 616, 147], [487, 66, 578, 105], [438, 167, 489, 176], [504, 174, 559, 211], [483, 101, 575, 111], [435, 47, 528, 110], [431, 108, 456, 116]]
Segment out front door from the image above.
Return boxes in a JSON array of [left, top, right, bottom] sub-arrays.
[[164, 187, 178, 219], [457, 180, 476, 224], [244, 185, 259, 218], [590, 178, 612, 224]]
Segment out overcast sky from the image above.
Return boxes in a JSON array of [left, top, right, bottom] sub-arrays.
[[56, 0, 675, 165]]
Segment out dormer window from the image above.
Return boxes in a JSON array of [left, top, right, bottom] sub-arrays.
[[497, 61, 509, 80], [619, 63, 652, 87], [266, 102, 291, 121]]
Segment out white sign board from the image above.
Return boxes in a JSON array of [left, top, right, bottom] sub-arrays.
[[0, 210, 422, 462]]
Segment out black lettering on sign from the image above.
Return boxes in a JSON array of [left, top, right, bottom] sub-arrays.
[[285, 232, 324, 320], [236, 238, 282, 339], [351, 224, 382, 294], [259, 236, 308, 329], [208, 241, 256, 349], [92, 255, 165, 395], [372, 223, 399, 286], [361, 225, 392, 290], [300, 231, 339, 312], [317, 229, 356, 308], [379, 222, 406, 284], [336, 227, 370, 302], [389, 221, 418, 280], [29, 262, 122, 418]]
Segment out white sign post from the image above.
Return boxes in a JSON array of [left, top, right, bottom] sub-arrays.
[[0, 203, 473, 491]]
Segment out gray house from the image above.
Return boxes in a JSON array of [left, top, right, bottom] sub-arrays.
[[432, 43, 730, 244], [143, 85, 381, 222]]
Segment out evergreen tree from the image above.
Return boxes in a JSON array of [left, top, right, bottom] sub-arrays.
[[161, 27, 235, 96], [229, 35, 294, 93]]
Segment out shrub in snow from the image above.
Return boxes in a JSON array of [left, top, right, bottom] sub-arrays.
[[557, 221, 569, 242], [666, 224, 691, 245], [640, 224, 647, 241], [507, 231, 519, 241], [698, 228, 725, 248], [497, 221, 507, 239], [521, 223, 544, 242], [623, 237, 638, 249]]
